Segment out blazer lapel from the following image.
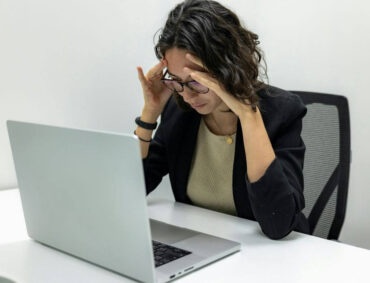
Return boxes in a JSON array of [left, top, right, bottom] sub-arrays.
[[173, 111, 201, 203], [233, 119, 254, 219]]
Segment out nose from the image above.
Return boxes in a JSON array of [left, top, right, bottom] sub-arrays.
[[179, 88, 198, 102]]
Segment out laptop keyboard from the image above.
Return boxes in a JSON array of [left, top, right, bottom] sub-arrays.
[[152, 240, 192, 267]]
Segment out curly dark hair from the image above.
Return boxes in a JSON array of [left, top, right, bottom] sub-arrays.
[[154, 0, 268, 112]]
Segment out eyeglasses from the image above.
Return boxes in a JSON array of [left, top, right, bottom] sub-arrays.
[[161, 70, 209, 94]]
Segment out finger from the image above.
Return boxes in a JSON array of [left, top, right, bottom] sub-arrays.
[[137, 66, 154, 92], [137, 66, 148, 85], [146, 59, 166, 79], [185, 53, 207, 70], [184, 67, 219, 91]]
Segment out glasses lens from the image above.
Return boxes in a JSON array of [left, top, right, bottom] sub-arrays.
[[163, 80, 183, 92], [188, 81, 209, 93]]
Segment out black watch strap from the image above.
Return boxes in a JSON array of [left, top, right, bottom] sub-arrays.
[[135, 116, 158, 130]]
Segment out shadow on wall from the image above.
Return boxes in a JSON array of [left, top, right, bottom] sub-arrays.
[[0, 275, 17, 283]]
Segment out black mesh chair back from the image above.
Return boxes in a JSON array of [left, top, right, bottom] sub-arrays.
[[290, 91, 351, 240]]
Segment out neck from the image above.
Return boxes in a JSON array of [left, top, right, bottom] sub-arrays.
[[204, 109, 238, 136]]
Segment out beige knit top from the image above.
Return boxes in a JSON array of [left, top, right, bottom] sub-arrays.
[[187, 117, 237, 216]]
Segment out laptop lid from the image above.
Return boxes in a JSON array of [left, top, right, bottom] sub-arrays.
[[7, 120, 157, 283]]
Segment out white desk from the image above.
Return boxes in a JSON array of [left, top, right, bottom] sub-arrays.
[[0, 189, 369, 283]]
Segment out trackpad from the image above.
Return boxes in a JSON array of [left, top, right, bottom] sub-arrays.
[[150, 219, 199, 244]]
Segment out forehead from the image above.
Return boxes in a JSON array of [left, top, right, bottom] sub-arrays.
[[164, 48, 205, 80]]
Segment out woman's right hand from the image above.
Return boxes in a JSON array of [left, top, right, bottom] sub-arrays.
[[137, 58, 172, 117]]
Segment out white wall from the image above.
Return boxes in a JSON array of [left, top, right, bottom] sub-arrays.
[[1, 0, 369, 249], [0, 0, 173, 188]]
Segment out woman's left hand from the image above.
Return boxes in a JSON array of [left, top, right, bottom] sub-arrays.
[[184, 53, 255, 117]]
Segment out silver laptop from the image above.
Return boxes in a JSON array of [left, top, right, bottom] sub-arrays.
[[7, 120, 241, 283]]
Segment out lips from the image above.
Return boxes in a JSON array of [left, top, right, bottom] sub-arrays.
[[191, 103, 206, 108]]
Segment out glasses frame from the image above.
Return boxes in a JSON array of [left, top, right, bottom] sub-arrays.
[[160, 70, 209, 94]]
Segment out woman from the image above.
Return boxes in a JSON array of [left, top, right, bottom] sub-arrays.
[[135, 0, 310, 239]]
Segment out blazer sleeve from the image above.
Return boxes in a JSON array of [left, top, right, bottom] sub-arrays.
[[245, 96, 307, 240], [142, 117, 169, 195]]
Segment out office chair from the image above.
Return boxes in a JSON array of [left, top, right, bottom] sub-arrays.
[[290, 91, 351, 240]]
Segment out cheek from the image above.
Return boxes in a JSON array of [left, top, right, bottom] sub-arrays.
[[206, 91, 223, 106], [196, 92, 222, 113]]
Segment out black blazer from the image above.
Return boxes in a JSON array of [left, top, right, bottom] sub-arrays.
[[143, 85, 310, 239]]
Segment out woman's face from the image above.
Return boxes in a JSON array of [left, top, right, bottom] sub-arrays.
[[164, 47, 228, 115]]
